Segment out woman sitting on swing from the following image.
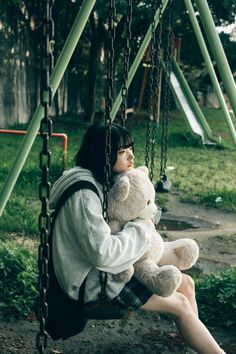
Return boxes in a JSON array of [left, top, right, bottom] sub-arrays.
[[49, 122, 225, 354]]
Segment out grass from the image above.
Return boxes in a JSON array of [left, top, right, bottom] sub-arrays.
[[0, 107, 236, 236], [0, 107, 235, 323]]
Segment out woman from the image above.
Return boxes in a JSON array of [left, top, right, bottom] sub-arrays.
[[49, 122, 225, 354]]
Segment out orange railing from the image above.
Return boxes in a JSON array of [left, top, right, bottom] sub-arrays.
[[0, 129, 68, 170]]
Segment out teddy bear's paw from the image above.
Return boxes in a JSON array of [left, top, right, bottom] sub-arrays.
[[134, 264, 182, 297], [150, 265, 182, 297], [174, 239, 199, 270], [113, 267, 134, 283]]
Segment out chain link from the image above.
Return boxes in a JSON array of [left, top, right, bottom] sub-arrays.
[[145, 0, 163, 180], [100, 0, 116, 301], [159, 0, 173, 178], [37, 1, 54, 353], [103, 0, 116, 223], [120, 0, 132, 127], [150, 1, 163, 181]]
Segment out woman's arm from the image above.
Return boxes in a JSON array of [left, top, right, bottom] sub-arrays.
[[69, 189, 152, 274]]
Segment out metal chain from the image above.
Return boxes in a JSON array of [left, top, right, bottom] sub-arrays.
[[145, 0, 157, 170], [150, 0, 163, 181], [103, 0, 115, 224], [159, 0, 173, 178], [145, 0, 163, 180], [100, 0, 116, 301], [120, 0, 132, 127], [36, 1, 54, 353]]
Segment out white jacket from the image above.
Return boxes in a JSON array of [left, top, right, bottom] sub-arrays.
[[49, 166, 153, 303]]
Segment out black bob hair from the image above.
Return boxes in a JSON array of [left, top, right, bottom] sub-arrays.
[[74, 122, 134, 184]]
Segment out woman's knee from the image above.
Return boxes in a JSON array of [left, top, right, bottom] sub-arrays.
[[141, 292, 193, 318], [172, 292, 194, 317], [178, 274, 195, 296]]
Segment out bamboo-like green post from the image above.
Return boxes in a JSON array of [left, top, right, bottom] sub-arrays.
[[195, 0, 236, 119], [184, 0, 236, 147], [0, 0, 96, 216], [111, 0, 170, 120]]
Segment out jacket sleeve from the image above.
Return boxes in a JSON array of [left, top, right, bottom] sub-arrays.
[[68, 189, 153, 274]]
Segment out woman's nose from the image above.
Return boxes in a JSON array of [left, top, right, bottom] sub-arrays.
[[128, 151, 134, 160]]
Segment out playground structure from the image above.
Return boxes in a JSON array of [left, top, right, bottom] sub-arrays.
[[169, 59, 221, 145], [0, 0, 236, 215], [0, 1, 236, 352], [0, 129, 68, 170]]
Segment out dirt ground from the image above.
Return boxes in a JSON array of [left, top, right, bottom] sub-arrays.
[[0, 195, 236, 354]]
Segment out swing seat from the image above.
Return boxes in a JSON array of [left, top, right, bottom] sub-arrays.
[[155, 175, 172, 193], [84, 296, 128, 320]]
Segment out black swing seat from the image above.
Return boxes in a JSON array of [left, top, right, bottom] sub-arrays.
[[44, 180, 128, 341], [83, 296, 128, 320], [45, 269, 127, 341], [155, 174, 172, 193]]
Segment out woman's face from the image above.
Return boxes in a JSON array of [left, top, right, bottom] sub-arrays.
[[112, 146, 135, 173]]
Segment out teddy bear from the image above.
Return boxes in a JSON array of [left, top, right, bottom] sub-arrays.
[[108, 166, 199, 297]]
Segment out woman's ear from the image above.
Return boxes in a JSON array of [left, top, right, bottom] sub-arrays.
[[110, 176, 130, 201]]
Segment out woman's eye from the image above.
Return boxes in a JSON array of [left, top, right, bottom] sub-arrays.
[[119, 150, 125, 154]]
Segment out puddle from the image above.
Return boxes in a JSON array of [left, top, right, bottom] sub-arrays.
[[156, 216, 217, 231]]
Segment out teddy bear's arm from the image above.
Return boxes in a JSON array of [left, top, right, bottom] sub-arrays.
[[159, 239, 199, 270]]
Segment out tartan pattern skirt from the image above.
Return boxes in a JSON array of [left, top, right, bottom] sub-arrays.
[[112, 277, 153, 310]]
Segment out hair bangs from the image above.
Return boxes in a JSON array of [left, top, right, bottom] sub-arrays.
[[117, 130, 134, 150]]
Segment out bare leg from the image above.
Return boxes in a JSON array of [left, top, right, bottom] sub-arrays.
[[141, 292, 222, 354], [177, 274, 198, 316]]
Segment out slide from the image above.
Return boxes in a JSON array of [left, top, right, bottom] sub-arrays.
[[169, 60, 221, 145]]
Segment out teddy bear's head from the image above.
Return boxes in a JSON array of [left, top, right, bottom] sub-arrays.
[[108, 166, 157, 224]]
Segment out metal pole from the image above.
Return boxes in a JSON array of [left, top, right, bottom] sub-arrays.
[[0, 0, 96, 216], [184, 0, 236, 147], [195, 0, 236, 119], [111, 0, 170, 120]]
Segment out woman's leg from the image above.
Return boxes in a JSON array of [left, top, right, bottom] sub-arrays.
[[141, 292, 223, 354], [177, 273, 198, 316]]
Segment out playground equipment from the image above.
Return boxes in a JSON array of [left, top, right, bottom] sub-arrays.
[[0, 129, 68, 169], [169, 59, 221, 145], [184, 0, 236, 146], [0, 1, 235, 353], [1, 0, 236, 217]]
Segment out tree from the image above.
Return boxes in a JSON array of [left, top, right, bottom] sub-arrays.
[[1, 0, 235, 127]]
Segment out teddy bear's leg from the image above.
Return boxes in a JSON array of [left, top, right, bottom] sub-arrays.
[[112, 266, 134, 283], [159, 239, 199, 270], [134, 260, 182, 297]]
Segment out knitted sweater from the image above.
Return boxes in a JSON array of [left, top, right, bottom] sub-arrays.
[[49, 166, 153, 303]]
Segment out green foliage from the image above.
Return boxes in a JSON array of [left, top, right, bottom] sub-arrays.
[[196, 267, 236, 327], [0, 240, 38, 319], [200, 190, 236, 212], [0, 197, 39, 234]]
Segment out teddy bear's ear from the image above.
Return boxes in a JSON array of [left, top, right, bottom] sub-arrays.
[[110, 175, 130, 201], [136, 165, 149, 175]]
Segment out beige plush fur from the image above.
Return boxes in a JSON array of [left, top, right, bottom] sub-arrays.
[[108, 166, 199, 297]]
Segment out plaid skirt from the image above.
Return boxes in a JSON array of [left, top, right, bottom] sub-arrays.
[[112, 277, 153, 310]]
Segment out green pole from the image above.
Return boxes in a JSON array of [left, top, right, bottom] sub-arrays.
[[184, 0, 236, 147], [195, 0, 236, 119], [111, 0, 170, 120], [0, 0, 96, 216]]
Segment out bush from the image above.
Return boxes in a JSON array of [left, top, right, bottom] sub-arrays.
[[196, 267, 236, 327], [0, 240, 38, 319]]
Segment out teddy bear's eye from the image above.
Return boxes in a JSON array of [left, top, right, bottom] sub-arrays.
[[147, 200, 151, 205]]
